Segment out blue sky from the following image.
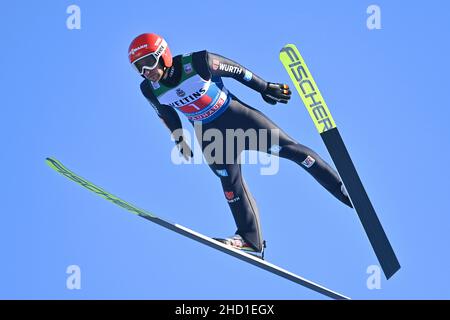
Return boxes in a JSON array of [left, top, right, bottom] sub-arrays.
[[1, 0, 450, 299]]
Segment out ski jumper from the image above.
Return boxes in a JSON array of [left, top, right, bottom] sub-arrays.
[[140, 51, 352, 252]]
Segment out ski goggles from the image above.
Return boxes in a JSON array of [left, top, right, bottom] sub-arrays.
[[132, 40, 167, 75]]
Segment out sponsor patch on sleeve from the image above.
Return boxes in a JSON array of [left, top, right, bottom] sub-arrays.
[[244, 70, 253, 82]]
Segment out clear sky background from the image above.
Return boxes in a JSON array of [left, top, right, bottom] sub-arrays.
[[1, 0, 449, 299]]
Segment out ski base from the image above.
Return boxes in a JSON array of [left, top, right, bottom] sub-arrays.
[[322, 128, 400, 279]]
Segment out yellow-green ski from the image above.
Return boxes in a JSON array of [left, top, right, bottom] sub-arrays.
[[46, 157, 350, 299], [280, 44, 400, 279]]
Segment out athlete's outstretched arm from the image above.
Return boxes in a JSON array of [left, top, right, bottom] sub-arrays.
[[195, 51, 291, 105], [140, 81, 193, 159], [205, 51, 268, 92]]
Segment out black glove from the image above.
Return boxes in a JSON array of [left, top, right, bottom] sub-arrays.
[[175, 136, 193, 160], [261, 83, 292, 105]]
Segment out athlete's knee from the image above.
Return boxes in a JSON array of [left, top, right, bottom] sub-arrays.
[[278, 142, 309, 159]]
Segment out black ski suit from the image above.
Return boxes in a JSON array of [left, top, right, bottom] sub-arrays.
[[140, 50, 352, 252]]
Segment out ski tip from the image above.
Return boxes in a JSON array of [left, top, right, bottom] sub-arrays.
[[45, 157, 62, 171], [279, 43, 297, 52], [45, 157, 56, 165]]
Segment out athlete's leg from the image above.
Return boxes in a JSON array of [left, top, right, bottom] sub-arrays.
[[208, 163, 264, 252], [195, 118, 264, 252], [230, 97, 352, 208]]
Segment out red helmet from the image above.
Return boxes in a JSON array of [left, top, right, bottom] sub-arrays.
[[128, 33, 173, 73]]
